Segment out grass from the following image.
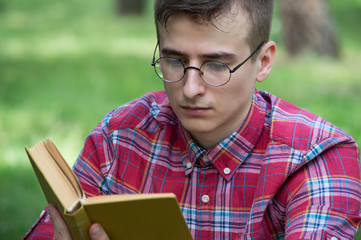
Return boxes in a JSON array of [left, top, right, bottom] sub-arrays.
[[0, 165, 46, 237], [258, 50, 361, 141], [0, 0, 360, 238]]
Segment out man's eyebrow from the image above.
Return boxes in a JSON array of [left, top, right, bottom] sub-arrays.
[[161, 48, 237, 60], [201, 52, 237, 60], [161, 48, 187, 57]]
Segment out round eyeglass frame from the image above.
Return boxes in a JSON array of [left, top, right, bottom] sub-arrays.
[[151, 42, 265, 87]]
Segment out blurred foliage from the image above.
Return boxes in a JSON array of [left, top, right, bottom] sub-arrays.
[[0, 0, 360, 238]]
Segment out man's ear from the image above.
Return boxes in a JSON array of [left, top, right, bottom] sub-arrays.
[[256, 41, 276, 83]]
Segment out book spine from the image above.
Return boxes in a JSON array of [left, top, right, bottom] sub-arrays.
[[64, 204, 92, 240]]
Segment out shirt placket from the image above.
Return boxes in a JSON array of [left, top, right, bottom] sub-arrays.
[[193, 161, 218, 239]]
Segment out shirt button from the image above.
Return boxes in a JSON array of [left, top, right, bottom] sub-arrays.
[[186, 162, 192, 169], [201, 195, 210, 203], [330, 237, 338, 240], [202, 155, 210, 163], [224, 167, 231, 175]]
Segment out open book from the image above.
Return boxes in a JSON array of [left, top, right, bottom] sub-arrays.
[[26, 139, 193, 240]]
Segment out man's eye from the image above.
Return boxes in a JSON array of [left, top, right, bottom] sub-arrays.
[[164, 58, 183, 67], [205, 62, 228, 71], [170, 60, 182, 66]]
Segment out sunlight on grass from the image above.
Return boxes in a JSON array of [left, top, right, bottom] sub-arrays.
[[0, 0, 156, 60], [0, 107, 84, 167], [1, 35, 155, 60]]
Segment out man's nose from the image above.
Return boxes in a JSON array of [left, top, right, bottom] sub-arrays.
[[182, 66, 206, 99]]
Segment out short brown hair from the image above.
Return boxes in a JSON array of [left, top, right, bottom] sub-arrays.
[[154, 0, 274, 51]]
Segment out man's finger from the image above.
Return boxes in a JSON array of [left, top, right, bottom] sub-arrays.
[[48, 204, 72, 240], [89, 223, 110, 240]]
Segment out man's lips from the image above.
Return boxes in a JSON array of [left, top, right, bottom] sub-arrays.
[[181, 105, 211, 115]]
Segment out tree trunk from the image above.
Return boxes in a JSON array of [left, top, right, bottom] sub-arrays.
[[116, 0, 146, 15], [279, 0, 339, 58]]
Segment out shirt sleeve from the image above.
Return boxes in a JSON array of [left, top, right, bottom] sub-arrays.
[[72, 120, 114, 197], [23, 209, 55, 240], [284, 141, 361, 239]]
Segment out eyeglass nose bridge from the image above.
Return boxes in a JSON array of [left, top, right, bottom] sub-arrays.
[[183, 66, 204, 77]]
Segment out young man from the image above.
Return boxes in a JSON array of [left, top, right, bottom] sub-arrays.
[[24, 0, 361, 239]]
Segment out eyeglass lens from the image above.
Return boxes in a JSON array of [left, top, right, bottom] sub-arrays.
[[155, 58, 231, 86]]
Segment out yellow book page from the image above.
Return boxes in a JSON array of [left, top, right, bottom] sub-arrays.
[[28, 140, 81, 212]]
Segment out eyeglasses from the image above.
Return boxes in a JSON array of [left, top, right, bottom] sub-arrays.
[[151, 42, 264, 87]]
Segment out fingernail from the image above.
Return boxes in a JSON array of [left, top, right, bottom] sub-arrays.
[[90, 223, 102, 237], [47, 205, 53, 216]]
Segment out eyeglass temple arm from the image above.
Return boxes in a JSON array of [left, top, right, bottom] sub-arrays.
[[151, 41, 160, 66], [230, 42, 265, 73]]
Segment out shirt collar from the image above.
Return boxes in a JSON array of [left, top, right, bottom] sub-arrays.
[[178, 89, 266, 181]]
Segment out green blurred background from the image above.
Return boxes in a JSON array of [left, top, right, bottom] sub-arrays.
[[0, 0, 360, 238]]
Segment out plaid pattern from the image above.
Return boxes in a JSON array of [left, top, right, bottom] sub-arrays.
[[24, 90, 361, 240]]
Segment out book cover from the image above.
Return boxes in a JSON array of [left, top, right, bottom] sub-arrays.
[[26, 139, 193, 240]]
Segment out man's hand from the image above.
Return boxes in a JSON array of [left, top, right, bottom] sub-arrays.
[[48, 204, 110, 240], [88, 223, 110, 240]]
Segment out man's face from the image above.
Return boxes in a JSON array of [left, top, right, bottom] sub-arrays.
[[157, 9, 261, 149]]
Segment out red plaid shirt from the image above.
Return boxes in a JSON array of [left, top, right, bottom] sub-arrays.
[[24, 89, 361, 239]]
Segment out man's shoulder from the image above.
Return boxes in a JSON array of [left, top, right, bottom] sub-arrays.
[[259, 91, 353, 152], [103, 91, 177, 133]]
